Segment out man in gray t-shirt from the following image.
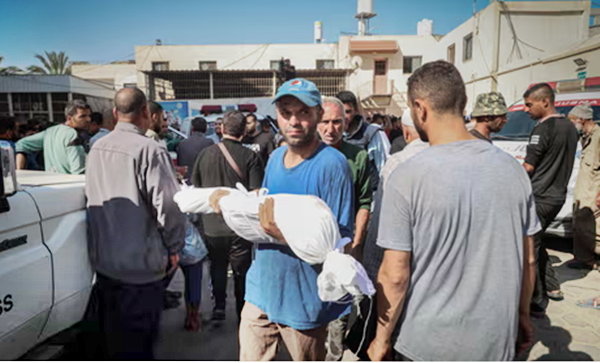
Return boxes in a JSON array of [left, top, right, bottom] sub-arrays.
[[367, 61, 540, 362]]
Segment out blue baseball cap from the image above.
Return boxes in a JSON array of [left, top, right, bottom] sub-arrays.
[[273, 78, 322, 107]]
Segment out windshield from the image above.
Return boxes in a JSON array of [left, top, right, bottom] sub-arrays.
[[491, 111, 536, 141]]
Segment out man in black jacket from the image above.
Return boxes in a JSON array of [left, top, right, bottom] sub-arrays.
[[191, 110, 264, 322], [177, 117, 214, 183]]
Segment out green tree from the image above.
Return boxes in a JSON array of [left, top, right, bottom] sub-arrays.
[[0, 56, 24, 75], [27, 51, 71, 75]]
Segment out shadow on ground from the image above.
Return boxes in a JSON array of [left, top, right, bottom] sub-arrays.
[[515, 308, 594, 361]]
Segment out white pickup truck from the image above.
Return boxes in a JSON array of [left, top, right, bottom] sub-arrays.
[[0, 141, 93, 360]]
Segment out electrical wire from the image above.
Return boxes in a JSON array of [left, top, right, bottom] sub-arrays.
[[248, 44, 270, 70], [220, 44, 269, 70]]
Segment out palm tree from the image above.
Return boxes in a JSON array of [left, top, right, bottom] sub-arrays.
[[28, 51, 71, 75], [0, 56, 24, 75]]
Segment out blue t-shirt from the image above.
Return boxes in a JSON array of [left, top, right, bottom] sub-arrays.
[[245, 143, 355, 330]]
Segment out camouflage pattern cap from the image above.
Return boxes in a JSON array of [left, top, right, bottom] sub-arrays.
[[471, 92, 509, 117]]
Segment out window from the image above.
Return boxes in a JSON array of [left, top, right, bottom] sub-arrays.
[[463, 33, 473, 61], [374, 60, 387, 76], [403, 56, 422, 74], [316, 59, 335, 70], [270, 60, 281, 70], [199, 61, 217, 71], [123, 83, 137, 88], [152, 62, 169, 71], [447, 44, 456, 65]]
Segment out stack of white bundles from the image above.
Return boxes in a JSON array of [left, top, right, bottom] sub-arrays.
[[174, 183, 376, 302]]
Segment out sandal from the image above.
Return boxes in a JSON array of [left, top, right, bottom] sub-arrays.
[[576, 298, 600, 310]]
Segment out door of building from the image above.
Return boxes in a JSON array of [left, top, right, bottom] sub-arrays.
[[373, 59, 388, 95]]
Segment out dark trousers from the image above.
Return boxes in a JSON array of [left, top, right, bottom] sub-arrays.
[[181, 261, 204, 306], [531, 202, 563, 311], [96, 274, 164, 360], [573, 205, 598, 263], [205, 235, 253, 320]]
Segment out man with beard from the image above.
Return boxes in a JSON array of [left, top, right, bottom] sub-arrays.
[[523, 83, 579, 314], [230, 79, 354, 361], [242, 113, 274, 167], [336, 91, 390, 191], [146, 101, 169, 149], [567, 103, 600, 271], [15, 100, 91, 174], [367, 61, 539, 361], [469, 92, 509, 143], [316, 96, 372, 361]]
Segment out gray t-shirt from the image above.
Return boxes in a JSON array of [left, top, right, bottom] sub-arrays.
[[377, 140, 540, 361]]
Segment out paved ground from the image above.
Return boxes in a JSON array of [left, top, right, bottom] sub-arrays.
[[517, 238, 600, 361], [155, 238, 600, 361]]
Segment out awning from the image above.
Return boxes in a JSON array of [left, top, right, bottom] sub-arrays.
[[349, 40, 399, 54]]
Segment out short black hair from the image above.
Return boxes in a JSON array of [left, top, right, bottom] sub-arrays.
[[191, 117, 208, 133], [223, 111, 247, 138], [91, 112, 103, 125], [64, 99, 91, 118], [523, 83, 555, 104], [0, 116, 16, 135], [114, 87, 147, 115], [372, 113, 384, 122], [336, 91, 358, 109], [246, 113, 257, 122], [407, 60, 467, 116], [259, 118, 271, 128], [148, 101, 163, 116]]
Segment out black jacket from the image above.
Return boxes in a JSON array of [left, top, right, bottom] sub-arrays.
[[176, 132, 215, 182]]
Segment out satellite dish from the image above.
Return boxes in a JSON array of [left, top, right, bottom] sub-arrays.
[[351, 56, 363, 69]]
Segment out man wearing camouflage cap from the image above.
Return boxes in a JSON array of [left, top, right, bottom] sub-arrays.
[[470, 91, 508, 143], [567, 103, 600, 271]]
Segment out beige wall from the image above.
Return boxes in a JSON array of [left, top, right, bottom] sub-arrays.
[[72, 64, 137, 90], [135, 43, 340, 89]]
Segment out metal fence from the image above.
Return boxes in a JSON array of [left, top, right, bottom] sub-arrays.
[[145, 69, 349, 101]]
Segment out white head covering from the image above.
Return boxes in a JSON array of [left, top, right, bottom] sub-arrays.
[[401, 108, 414, 127], [569, 103, 593, 120]]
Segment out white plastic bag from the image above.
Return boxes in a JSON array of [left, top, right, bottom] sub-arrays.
[[180, 219, 208, 266]]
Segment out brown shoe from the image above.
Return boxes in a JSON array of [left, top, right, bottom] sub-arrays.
[[184, 304, 201, 332]]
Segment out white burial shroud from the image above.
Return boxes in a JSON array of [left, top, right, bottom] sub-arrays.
[[174, 183, 376, 302]]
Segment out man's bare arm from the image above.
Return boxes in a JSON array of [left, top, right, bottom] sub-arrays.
[[516, 235, 536, 355], [523, 162, 535, 176], [367, 249, 411, 361], [16, 153, 26, 170], [350, 209, 370, 260]]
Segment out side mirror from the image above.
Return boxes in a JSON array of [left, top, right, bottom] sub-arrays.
[[0, 141, 18, 213]]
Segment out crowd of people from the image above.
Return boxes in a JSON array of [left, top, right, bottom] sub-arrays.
[[2, 58, 599, 361]]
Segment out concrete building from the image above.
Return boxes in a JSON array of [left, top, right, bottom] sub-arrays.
[[0, 75, 114, 123], [71, 0, 599, 116], [71, 62, 137, 91]]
